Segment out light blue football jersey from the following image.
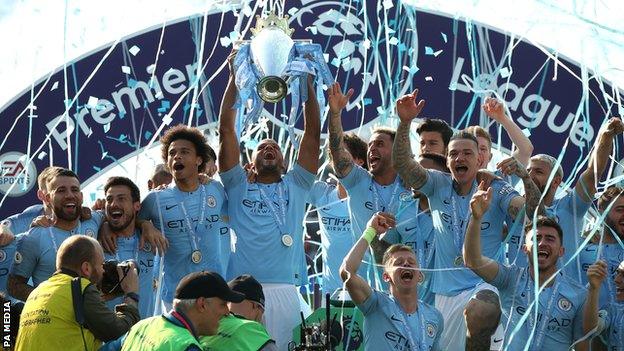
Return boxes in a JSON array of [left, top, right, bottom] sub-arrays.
[[491, 264, 587, 351], [357, 290, 444, 351], [419, 170, 518, 296], [383, 196, 436, 305], [578, 242, 624, 308], [11, 212, 103, 287], [103, 230, 156, 318], [139, 181, 228, 304], [340, 165, 413, 289], [220, 163, 314, 285], [1, 204, 45, 236], [308, 181, 358, 294]]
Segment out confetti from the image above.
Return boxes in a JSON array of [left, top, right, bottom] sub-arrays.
[[425, 76, 433, 81], [87, 96, 99, 108], [37, 152, 47, 160], [522, 128, 531, 137], [129, 45, 140, 56], [389, 37, 399, 45], [500, 67, 512, 78], [425, 46, 434, 55], [121, 66, 131, 74], [433, 49, 443, 57], [441, 32, 448, 43], [50, 81, 59, 91], [383, 0, 394, 9]]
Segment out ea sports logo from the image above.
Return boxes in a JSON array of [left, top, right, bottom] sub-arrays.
[[0, 152, 37, 197]]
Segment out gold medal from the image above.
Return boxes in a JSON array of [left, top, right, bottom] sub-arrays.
[[454, 255, 464, 267], [191, 250, 202, 264]]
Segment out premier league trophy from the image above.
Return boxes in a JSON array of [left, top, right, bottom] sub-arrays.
[[232, 10, 334, 138]]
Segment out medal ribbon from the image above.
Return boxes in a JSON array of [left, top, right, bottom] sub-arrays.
[[257, 182, 289, 235], [178, 186, 206, 258]]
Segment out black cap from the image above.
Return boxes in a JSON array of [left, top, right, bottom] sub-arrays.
[[228, 274, 265, 308], [175, 271, 245, 303]]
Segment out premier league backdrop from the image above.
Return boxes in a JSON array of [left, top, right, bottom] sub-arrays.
[[0, 0, 621, 219]]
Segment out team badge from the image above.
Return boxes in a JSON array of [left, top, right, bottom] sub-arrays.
[[426, 323, 436, 338], [14, 251, 22, 264], [558, 297, 572, 311], [399, 191, 411, 202], [85, 229, 96, 238], [207, 195, 217, 208], [0, 250, 6, 263], [142, 243, 152, 253]]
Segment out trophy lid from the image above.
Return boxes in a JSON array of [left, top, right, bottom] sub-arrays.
[[250, 11, 294, 37]]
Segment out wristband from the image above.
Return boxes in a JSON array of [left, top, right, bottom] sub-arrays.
[[362, 227, 377, 245], [124, 292, 140, 303]]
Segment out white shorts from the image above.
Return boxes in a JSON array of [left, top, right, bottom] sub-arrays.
[[262, 283, 311, 351], [435, 283, 504, 351]]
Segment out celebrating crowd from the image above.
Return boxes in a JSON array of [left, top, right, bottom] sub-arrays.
[[0, 54, 623, 351]]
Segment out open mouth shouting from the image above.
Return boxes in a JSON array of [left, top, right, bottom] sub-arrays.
[[399, 268, 415, 283], [172, 162, 185, 172], [454, 165, 469, 176], [109, 209, 124, 221]]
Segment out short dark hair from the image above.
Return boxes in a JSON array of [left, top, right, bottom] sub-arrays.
[[419, 153, 449, 172], [598, 186, 624, 212], [56, 235, 100, 271], [104, 176, 140, 203], [449, 131, 480, 149], [371, 126, 396, 142], [47, 168, 80, 189], [416, 119, 453, 147], [160, 124, 214, 172], [524, 216, 563, 242], [343, 133, 368, 169], [382, 244, 415, 266]]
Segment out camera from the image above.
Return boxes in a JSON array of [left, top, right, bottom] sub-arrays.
[[99, 259, 137, 296]]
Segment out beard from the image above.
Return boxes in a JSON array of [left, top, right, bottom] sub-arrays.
[[604, 216, 624, 239], [53, 203, 80, 222], [108, 211, 135, 232]]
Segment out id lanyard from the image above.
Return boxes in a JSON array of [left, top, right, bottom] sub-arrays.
[[257, 182, 289, 235], [390, 295, 426, 351], [371, 179, 400, 213], [524, 277, 561, 351], [48, 222, 81, 252], [178, 186, 206, 259]]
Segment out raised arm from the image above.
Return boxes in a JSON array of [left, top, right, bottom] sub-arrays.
[[218, 51, 241, 173], [393, 89, 428, 189], [583, 260, 607, 335], [576, 117, 624, 202], [296, 75, 321, 173], [483, 97, 533, 166], [340, 212, 395, 304], [496, 156, 544, 219], [463, 182, 500, 282], [327, 83, 355, 178]]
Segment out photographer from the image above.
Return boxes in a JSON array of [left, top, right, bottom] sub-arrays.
[[101, 177, 156, 318], [15, 235, 140, 351]]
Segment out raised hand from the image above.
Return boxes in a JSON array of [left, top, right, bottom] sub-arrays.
[[496, 156, 528, 178], [603, 117, 624, 137], [366, 212, 396, 235], [327, 82, 354, 114], [396, 89, 426, 123], [587, 260, 608, 290], [470, 181, 493, 220], [482, 97, 507, 123]]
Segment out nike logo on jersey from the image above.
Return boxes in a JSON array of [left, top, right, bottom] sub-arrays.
[[165, 205, 178, 210], [390, 315, 402, 322]]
